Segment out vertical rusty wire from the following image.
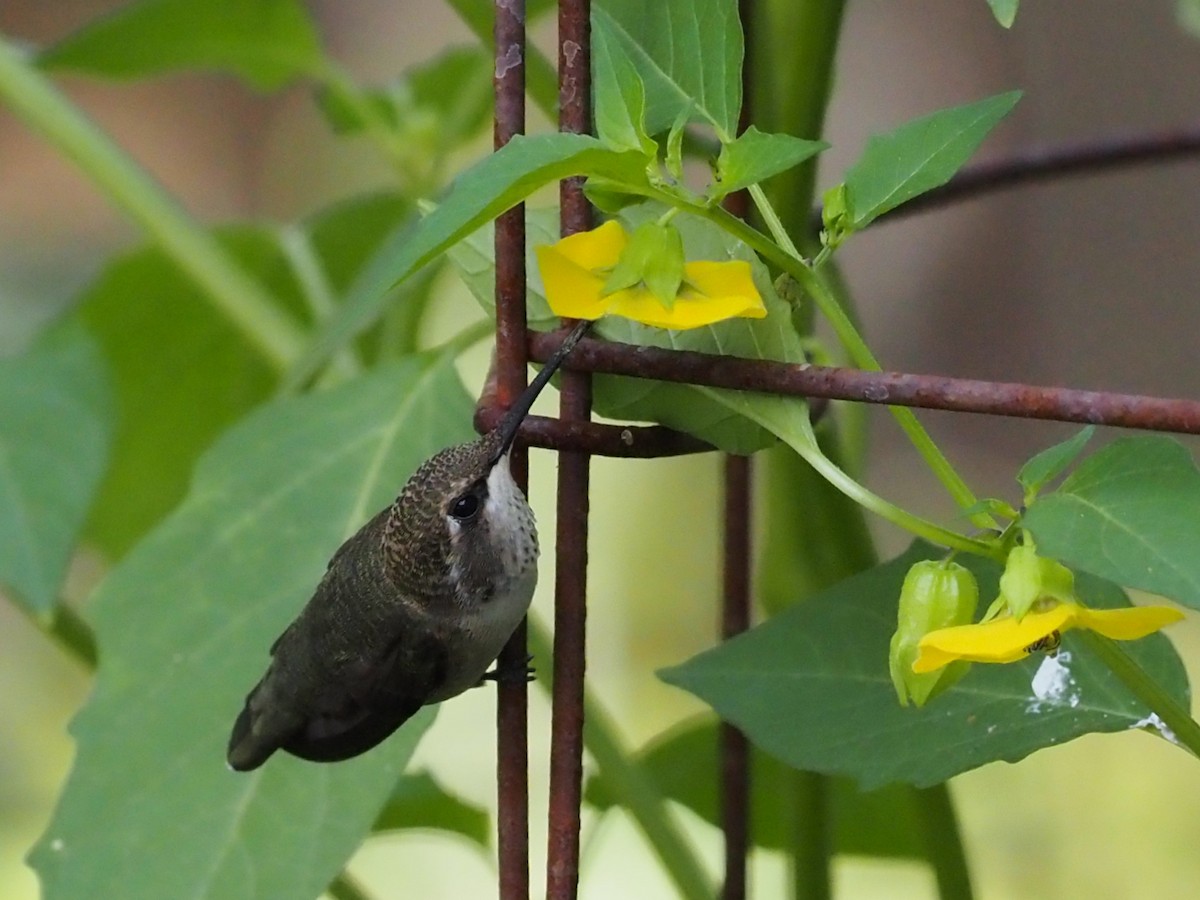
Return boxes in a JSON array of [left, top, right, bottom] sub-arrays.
[[547, 0, 593, 897], [720, 4, 755, 897], [494, 1, 530, 897], [720, 457, 752, 900]]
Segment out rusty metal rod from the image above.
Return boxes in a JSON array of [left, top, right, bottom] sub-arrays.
[[546, 0, 593, 897], [720, 457, 752, 900], [720, 27, 754, 889], [476, 403, 711, 457], [493, 0, 530, 896], [528, 331, 1200, 435]]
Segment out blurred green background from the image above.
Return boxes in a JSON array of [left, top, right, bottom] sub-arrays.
[[3, 1, 1200, 897]]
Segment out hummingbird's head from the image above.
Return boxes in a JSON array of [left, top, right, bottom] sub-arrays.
[[382, 430, 536, 609], [381, 320, 590, 608]]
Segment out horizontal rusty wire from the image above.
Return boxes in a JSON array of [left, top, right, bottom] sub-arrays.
[[508, 330, 1200, 446]]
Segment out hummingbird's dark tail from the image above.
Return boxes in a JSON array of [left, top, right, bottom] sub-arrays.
[[491, 318, 592, 464], [227, 701, 274, 771]]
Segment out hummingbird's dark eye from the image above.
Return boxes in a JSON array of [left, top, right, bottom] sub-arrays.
[[450, 493, 480, 521]]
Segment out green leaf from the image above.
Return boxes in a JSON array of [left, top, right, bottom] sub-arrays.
[[304, 192, 415, 297], [585, 717, 924, 858], [39, 0, 325, 90], [445, 209, 559, 329], [1025, 436, 1200, 610], [82, 200, 414, 557], [31, 353, 476, 900], [594, 0, 743, 138], [0, 322, 113, 614], [373, 771, 490, 849], [284, 133, 649, 389], [987, 0, 1019, 28], [80, 229, 287, 556], [843, 91, 1021, 229], [660, 543, 1189, 788], [593, 13, 658, 155], [712, 126, 827, 200], [1017, 426, 1095, 496]]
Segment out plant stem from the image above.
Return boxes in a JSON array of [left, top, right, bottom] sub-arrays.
[[1079, 631, 1200, 758], [280, 226, 363, 379], [692, 199, 993, 530], [914, 784, 974, 900], [751, 0, 846, 239], [788, 770, 832, 900], [0, 36, 307, 373], [737, 404, 997, 558], [526, 616, 714, 900]]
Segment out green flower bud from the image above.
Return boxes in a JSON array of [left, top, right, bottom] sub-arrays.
[[999, 545, 1076, 620], [889, 560, 978, 707], [820, 183, 849, 249], [602, 221, 685, 309]]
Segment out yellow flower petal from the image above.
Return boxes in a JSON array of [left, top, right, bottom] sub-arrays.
[[913, 604, 1075, 673], [1075, 605, 1185, 639], [552, 219, 628, 269], [533, 243, 612, 321], [534, 220, 630, 321], [534, 221, 767, 330], [912, 601, 1185, 674]]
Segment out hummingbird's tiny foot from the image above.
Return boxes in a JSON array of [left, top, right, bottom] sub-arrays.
[[478, 655, 536, 686]]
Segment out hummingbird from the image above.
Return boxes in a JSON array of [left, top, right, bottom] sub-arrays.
[[227, 320, 590, 771]]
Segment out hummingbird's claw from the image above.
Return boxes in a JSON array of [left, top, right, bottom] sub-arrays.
[[478, 655, 536, 686]]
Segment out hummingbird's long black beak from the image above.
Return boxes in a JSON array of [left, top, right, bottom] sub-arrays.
[[490, 318, 592, 466]]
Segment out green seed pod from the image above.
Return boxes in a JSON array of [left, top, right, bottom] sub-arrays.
[[889, 560, 978, 707]]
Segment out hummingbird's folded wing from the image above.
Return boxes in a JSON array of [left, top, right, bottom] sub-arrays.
[[276, 629, 448, 764]]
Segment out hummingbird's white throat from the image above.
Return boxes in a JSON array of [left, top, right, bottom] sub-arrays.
[[482, 455, 538, 572]]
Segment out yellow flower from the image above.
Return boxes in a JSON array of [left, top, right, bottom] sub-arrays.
[[912, 601, 1183, 674], [534, 220, 767, 330]]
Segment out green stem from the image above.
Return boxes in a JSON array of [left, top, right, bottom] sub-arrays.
[[1079, 631, 1200, 758], [693, 199, 990, 528], [526, 616, 714, 900], [749, 408, 996, 558], [787, 429, 997, 558], [326, 870, 374, 900], [279, 226, 363, 379], [914, 784, 974, 900], [751, 0, 846, 237], [788, 770, 832, 900], [0, 35, 306, 373]]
